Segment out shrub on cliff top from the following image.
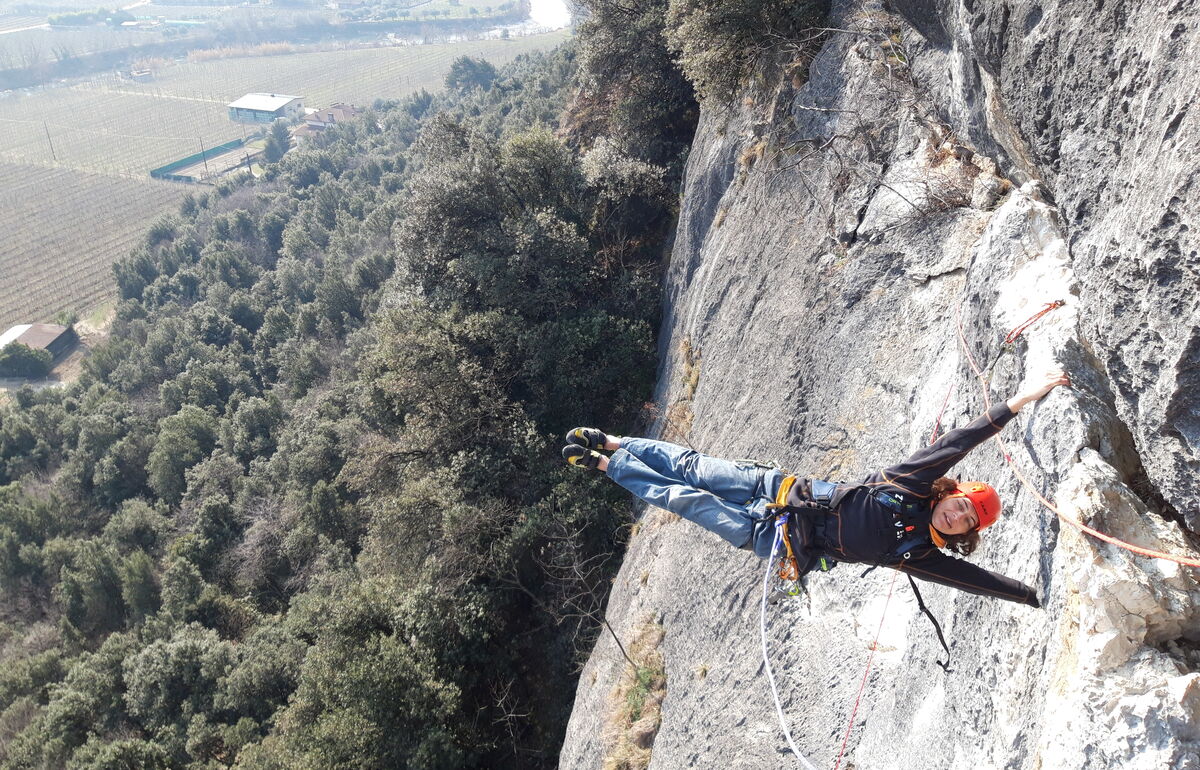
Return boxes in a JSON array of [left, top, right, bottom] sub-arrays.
[[665, 0, 828, 99], [571, 0, 697, 169]]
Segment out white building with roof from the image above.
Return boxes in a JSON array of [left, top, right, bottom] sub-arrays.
[[227, 93, 304, 124]]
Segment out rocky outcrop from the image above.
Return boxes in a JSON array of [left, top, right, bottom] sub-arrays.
[[560, 1, 1200, 768]]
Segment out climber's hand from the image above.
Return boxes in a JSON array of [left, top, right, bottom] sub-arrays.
[[1007, 369, 1071, 413]]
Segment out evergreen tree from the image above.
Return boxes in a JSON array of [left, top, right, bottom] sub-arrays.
[[263, 120, 292, 164], [0, 343, 53, 378], [445, 55, 498, 92]]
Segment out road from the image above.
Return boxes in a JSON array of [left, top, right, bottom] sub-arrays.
[[0, 22, 50, 35]]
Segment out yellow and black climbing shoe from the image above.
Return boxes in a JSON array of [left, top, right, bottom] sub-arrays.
[[562, 444, 604, 470], [565, 427, 607, 450]]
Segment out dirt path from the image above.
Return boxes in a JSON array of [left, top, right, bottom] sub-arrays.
[[0, 22, 50, 35], [70, 85, 226, 104]]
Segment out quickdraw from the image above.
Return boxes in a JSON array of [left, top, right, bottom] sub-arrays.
[[984, 299, 1065, 376]]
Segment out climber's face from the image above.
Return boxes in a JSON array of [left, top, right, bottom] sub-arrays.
[[932, 495, 978, 536]]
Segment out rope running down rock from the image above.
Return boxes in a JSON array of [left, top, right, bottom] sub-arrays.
[[953, 301, 1200, 569], [761, 516, 820, 770]]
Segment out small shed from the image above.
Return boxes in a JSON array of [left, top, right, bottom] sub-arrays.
[[0, 323, 78, 360], [227, 93, 304, 124]]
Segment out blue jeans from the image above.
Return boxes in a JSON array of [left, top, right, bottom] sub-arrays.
[[606, 438, 784, 558]]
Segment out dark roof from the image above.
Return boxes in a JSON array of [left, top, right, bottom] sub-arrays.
[[305, 104, 363, 126], [16, 323, 70, 350]]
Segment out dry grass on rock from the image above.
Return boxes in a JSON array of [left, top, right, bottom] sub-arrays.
[[601, 616, 667, 770]]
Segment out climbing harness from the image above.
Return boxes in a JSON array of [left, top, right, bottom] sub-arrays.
[[765, 475, 839, 585], [953, 301, 1200, 569], [760, 477, 847, 768], [771, 475, 803, 582]]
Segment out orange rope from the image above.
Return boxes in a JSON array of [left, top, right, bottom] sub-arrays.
[[933, 301, 1062, 444], [953, 302, 1200, 569]]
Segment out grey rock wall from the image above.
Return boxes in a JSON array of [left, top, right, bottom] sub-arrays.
[[560, 1, 1200, 768], [899, 0, 1200, 531]]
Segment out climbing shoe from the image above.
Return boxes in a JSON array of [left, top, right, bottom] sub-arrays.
[[562, 444, 604, 470], [564, 427, 607, 450]]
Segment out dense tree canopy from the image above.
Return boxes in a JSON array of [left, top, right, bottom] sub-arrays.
[[445, 55, 499, 92], [0, 0, 843, 755], [0, 40, 702, 769]]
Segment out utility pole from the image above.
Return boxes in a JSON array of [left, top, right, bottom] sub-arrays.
[[42, 121, 57, 162], [236, 120, 250, 173], [198, 136, 209, 176]]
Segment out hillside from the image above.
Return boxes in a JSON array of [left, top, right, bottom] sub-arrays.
[[2, 0, 1197, 767], [0, 42, 691, 768], [560, 0, 1200, 768]]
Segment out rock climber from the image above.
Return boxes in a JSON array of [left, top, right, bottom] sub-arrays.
[[562, 369, 1071, 606]]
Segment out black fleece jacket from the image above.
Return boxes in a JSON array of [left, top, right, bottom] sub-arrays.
[[787, 402, 1041, 607]]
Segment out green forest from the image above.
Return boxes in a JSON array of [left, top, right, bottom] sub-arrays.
[[0, 1, 825, 766]]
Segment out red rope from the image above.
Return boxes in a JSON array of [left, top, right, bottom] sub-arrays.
[[929, 380, 954, 445], [1003, 300, 1063, 345], [933, 301, 1061, 444], [832, 569, 899, 770], [953, 302, 1200, 569]]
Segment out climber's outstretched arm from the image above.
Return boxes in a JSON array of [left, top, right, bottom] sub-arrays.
[[874, 367, 1070, 496], [1006, 368, 1071, 413], [899, 546, 1041, 607]]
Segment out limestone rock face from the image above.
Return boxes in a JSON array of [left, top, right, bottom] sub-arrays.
[[560, 1, 1200, 768]]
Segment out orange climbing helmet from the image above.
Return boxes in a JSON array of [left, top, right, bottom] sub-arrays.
[[948, 482, 1001, 530]]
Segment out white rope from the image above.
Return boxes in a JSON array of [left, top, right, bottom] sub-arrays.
[[759, 519, 819, 770]]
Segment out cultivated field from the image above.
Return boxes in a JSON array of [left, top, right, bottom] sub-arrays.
[[0, 161, 185, 329], [100, 31, 571, 106], [0, 31, 569, 177], [1, 89, 243, 175], [0, 15, 44, 33], [0, 30, 569, 326]]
